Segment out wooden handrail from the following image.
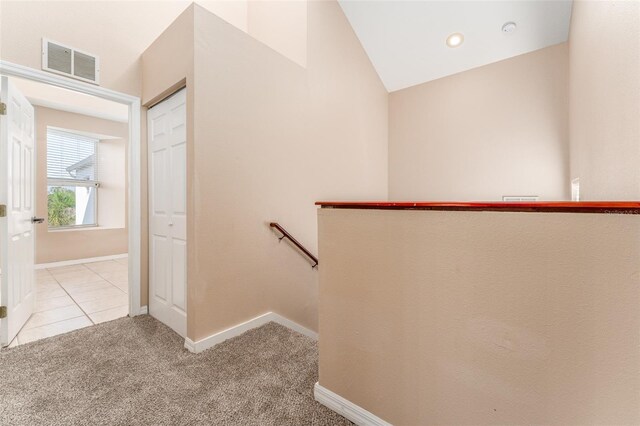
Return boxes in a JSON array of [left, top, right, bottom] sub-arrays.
[[270, 222, 318, 268], [315, 201, 640, 214]]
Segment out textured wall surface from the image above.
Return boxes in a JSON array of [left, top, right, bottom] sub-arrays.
[[569, 0, 640, 200], [318, 208, 640, 425], [389, 43, 570, 201], [188, 3, 388, 340]]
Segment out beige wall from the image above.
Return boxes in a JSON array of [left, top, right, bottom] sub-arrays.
[[318, 208, 640, 425], [0, 1, 305, 94], [189, 2, 387, 340], [569, 0, 640, 200], [389, 43, 570, 201], [0, 1, 194, 97], [247, 0, 307, 67], [141, 6, 194, 106], [34, 106, 128, 264], [142, 2, 388, 340], [200, 0, 248, 32], [97, 137, 126, 230]]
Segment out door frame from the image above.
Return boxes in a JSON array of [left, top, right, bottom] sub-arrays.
[[0, 60, 143, 318]]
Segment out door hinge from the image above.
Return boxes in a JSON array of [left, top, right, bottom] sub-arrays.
[[0, 306, 6, 319], [0, 102, 6, 115], [0, 204, 5, 217]]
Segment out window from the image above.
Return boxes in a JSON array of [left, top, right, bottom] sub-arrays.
[[47, 128, 99, 228]]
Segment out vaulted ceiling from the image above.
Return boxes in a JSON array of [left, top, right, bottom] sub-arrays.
[[338, 0, 573, 92]]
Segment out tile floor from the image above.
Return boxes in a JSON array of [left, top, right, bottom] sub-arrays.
[[8, 257, 129, 348]]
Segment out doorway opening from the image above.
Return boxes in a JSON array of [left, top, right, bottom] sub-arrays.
[[0, 62, 142, 348]]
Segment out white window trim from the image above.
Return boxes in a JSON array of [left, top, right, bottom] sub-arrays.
[[47, 179, 100, 187], [0, 60, 142, 318]]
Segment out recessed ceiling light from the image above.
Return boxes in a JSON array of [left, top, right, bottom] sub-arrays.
[[446, 33, 464, 48], [502, 22, 517, 34]]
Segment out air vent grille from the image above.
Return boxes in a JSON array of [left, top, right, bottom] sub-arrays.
[[502, 196, 539, 202], [42, 39, 100, 85], [73, 51, 97, 81], [47, 42, 72, 74]]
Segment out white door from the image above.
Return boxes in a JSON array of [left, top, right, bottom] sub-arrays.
[[0, 76, 36, 346], [148, 88, 187, 337]]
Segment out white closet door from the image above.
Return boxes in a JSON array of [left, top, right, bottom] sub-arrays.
[[147, 88, 187, 337]]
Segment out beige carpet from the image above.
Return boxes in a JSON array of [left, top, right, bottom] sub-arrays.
[[0, 316, 351, 425]]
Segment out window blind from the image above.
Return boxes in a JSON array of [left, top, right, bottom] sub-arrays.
[[47, 128, 98, 181]]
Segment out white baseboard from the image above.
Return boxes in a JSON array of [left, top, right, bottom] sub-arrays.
[[269, 313, 318, 340], [138, 305, 148, 315], [314, 383, 392, 426], [183, 336, 197, 353], [36, 253, 128, 270], [184, 311, 317, 354]]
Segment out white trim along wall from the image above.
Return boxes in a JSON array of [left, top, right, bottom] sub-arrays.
[[0, 60, 142, 318], [184, 311, 318, 354], [313, 383, 392, 426], [35, 253, 128, 270]]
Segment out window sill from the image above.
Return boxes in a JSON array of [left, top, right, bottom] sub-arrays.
[[48, 225, 125, 233]]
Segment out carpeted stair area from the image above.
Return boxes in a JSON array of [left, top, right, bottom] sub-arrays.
[[0, 315, 351, 425]]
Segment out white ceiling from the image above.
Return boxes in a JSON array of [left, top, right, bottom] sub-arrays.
[[12, 77, 129, 123], [338, 0, 573, 92]]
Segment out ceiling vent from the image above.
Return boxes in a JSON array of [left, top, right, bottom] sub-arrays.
[[42, 39, 100, 85]]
